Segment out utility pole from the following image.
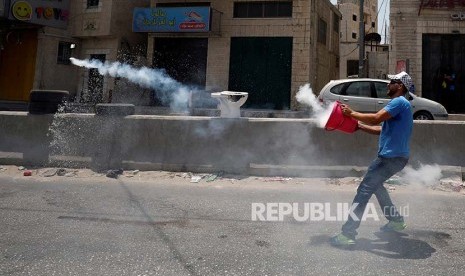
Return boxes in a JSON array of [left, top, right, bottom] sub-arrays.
[[358, 0, 365, 78]]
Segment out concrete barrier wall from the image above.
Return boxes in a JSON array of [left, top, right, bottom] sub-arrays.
[[1, 111, 464, 175]]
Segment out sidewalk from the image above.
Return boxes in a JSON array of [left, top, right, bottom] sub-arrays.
[[1, 151, 463, 180]]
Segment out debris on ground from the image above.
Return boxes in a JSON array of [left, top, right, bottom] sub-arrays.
[[23, 170, 32, 176], [0, 166, 6, 172], [56, 168, 67, 176], [387, 185, 396, 192], [18, 166, 26, 171], [125, 170, 139, 178], [171, 172, 192, 179], [435, 177, 464, 192], [41, 169, 57, 177], [190, 175, 202, 183], [106, 169, 124, 179], [324, 178, 340, 185], [64, 171, 78, 177], [256, 177, 292, 182], [206, 171, 224, 182]]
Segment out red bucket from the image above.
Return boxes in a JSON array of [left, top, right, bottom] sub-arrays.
[[324, 101, 358, 133]]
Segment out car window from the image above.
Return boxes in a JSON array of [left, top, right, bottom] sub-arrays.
[[345, 82, 372, 97], [329, 83, 345, 95], [374, 82, 390, 99]]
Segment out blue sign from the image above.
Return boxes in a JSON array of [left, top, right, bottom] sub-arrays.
[[133, 7, 210, 33]]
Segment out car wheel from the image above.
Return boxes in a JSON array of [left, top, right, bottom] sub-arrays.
[[414, 111, 433, 120]]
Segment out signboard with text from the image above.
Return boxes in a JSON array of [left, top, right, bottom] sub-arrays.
[[419, 0, 465, 15], [133, 7, 211, 33], [8, 0, 70, 29]]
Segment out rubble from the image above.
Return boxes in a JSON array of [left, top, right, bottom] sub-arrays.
[[190, 175, 202, 183], [106, 169, 124, 179], [435, 177, 464, 192], [41, 169, 57, 177]]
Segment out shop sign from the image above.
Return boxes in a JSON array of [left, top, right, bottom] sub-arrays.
[[133, 7, 210, 33], [419, 0, 465, 15], [8, 0, 70, 29]]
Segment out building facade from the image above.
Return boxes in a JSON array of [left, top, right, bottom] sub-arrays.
[[337, 0, 381, 78], [0, 0, 77, 102], [390, 0, 465, 113], [1, 0, 341, 111], [145, 0, 341, 110], [0, 0, 147, 105]]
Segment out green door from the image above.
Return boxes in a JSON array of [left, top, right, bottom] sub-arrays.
[[229, 37, 292, 109]]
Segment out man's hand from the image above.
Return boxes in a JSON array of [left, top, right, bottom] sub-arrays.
[[340, 104, 354, 117]]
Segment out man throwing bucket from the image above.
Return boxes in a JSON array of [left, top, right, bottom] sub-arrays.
[[330, 71, 414, 246]]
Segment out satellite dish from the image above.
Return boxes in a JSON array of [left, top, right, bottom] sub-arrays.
[[364, 32, 381, 43]]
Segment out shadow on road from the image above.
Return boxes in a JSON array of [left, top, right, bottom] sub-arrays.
[[310, 230, 445, 259]]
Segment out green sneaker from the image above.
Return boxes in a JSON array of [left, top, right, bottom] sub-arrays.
[[380, 221, 407, 232], [330, 233, 356, 246]]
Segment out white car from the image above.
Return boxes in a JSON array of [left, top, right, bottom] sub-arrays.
[[317, 78, 448, 120]]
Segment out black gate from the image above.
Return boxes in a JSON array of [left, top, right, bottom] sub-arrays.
[[152, 38, 208, 106], [423, 34, 465, 113], [229, 37, 292, 110]]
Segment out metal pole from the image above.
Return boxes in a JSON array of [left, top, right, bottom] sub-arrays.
[[359, 0, 365, 78]]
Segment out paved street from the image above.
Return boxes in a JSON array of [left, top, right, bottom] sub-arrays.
[[0, 169, 464, 275]]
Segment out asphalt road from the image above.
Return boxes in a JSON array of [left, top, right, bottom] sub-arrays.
[[0, 173, 464, 276]]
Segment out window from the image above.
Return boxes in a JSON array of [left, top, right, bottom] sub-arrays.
[[371, 22, 375, 28], [347, 60, 358, 76], [233, 1, 292, 18], [374, 82, 390, 98], [87, 0, 99, 8], [57, 42, 72, 65], [345, 82, 372, 97], [330, 83, 345, 95], [318, 18, 327, 45], [352, 32, 357, 39], [333, 13, 339, 32], [352, 14, 357, 21]]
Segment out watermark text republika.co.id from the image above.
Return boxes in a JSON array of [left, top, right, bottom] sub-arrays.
[[251, 202, 409, 222]]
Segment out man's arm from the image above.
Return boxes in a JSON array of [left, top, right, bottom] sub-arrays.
[[341, 105, 392, 125], [357, 122, 382, 135]]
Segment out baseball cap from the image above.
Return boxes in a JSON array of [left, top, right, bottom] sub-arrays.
[[387, 71, 413, 92]]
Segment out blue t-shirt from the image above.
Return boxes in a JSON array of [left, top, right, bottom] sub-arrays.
[[378, 96, 413, 158]]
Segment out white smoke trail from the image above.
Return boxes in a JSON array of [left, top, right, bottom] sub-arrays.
[[70, 57, 190, 111], [296, 83, 335, 128], [401, 164, 442, 187]]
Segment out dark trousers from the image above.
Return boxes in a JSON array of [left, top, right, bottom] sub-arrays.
[[342, 156, 408, 239]]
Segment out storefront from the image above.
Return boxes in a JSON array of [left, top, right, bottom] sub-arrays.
[[0, 0, 74, 103], [390, 0, 465, 113]]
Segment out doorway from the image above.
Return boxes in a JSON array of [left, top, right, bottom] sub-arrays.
[[153, 38, 208, 106], [0, 29, 38, 102], [82, 54, 106, 103], [423, 34, 465, 113], [228, 37, 292, 109]]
